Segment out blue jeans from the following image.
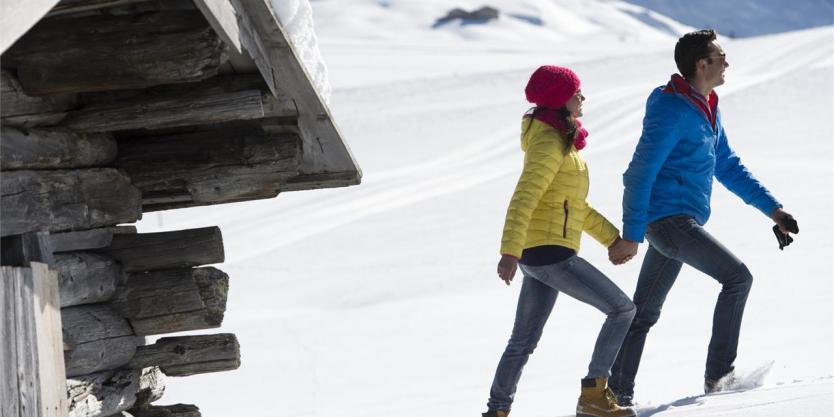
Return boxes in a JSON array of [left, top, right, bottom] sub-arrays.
[[609, 215, 753, 396], [487, 256, 636, 411]]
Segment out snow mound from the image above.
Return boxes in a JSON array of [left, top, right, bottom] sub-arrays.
[[269, 0, 331, 104]]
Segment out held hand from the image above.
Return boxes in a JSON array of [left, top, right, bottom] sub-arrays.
[[608, 237, 639, 265], [497, 255, 518, 286], [770, 208, 799, 234]]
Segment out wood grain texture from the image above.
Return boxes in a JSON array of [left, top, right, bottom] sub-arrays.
[[61, 305, 137, 377], [111, 267, 228, 336], [1, 265, 68, 417], [1, 70, 77, 118], [50, 226, 136, 254], [128, 333, 240, 376], [65, 90, 265, 133], [30, 263, 69, 417], [117, 128, 301, 211], [55, 253, 121, 307], [0, 169, 142, 237], [0, 267, 21, 417], [0, 126, 116, 170], [97, 227, 223, 273], [4, 9, 226, 95]]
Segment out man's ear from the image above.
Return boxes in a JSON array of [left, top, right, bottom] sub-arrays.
[[694, 58, 707, 75]]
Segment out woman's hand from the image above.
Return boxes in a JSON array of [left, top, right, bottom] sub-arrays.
[[497, 255, 518, 286], [609, 236, 638, 265]]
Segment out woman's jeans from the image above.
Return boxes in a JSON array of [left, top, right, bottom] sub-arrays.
[[487, 256, 636, 411], [609, 215, 754, 396]]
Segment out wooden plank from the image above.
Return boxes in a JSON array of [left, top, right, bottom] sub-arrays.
[[1, 232, 55, 267], [0, 168, 142, 237], [0, 126, 116, 170], [128, 333, 240, 376], [55, 253, 121, 307], [0, 267, 21, 417], [97, 227, 224, 273], [65, 90, 265, 133], [0, 0, 60, 54], [30, 263, 69, 417], [193, 0, 241, 53], [66, 367, 164, 417], [13, 267, 40, 417], [4, 9, 226, 96], [233, 0, 362, 191], [1, 70, 77, 118], [116, 128, 301, 211], [111, 267, 228, 336]]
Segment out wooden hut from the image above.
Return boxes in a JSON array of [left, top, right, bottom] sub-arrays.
[[0, 1, 361, 415]]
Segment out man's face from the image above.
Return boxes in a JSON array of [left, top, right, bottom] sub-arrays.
[[700, 41, 729, 89]]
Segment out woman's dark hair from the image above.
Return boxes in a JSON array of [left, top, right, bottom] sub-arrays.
[[674, 29, 717, 79], [522, 106, 576, 153]]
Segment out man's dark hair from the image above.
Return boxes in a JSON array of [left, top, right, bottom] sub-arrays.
[[674, 29, 717, 79]]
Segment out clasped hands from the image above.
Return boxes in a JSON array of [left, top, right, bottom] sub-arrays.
[[608, 237, 638, 265]]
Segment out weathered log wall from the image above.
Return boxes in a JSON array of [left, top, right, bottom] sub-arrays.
[[0, 168, 143, 237], [0, 0, 360, 414]]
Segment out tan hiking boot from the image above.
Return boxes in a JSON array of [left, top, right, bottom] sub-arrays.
[[482, 410, 509, 417], [576, 377, 636, 417]]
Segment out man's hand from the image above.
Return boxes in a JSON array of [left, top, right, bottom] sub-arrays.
[[609, 237, 639, 265], [497, 255, 518, 286], [771, 208, 799, 234]]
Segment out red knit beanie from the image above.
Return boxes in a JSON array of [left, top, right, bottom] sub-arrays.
[[525, 65, 581, 108]]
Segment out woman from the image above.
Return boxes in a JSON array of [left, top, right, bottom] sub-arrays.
[[482, 66, 637, 417]]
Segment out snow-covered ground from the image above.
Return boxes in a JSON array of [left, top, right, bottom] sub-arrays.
[[138, 1, 834, 416]]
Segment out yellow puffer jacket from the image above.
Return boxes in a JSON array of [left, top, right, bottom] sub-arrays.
[[500, 118, 619, 258]]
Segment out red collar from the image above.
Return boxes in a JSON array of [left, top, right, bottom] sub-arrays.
[[663, 74, 719, 128]]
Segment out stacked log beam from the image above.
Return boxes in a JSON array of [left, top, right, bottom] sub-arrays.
[[2, 7, 226, 96]]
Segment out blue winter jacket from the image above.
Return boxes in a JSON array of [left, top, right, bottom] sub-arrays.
[[621, 83, 781, 242]]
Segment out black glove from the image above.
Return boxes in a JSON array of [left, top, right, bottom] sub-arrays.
[[772, 225, 794, 250], [774, 212, 799, 234]]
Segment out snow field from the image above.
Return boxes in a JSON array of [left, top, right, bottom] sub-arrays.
[[138, 1, 834, 415]]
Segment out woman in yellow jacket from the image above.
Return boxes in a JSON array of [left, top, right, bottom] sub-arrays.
[[482, 66, 637, 417]]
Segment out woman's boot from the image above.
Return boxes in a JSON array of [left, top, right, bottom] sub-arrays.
[[576, 377, 635, 417]]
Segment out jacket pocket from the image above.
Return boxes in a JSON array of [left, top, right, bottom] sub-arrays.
[[562, 200, 569, 238]]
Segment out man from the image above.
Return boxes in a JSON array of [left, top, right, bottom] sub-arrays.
[[606, 29, 799, 406]]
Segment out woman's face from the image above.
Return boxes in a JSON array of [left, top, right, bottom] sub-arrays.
[[565, 90, 585, 118]]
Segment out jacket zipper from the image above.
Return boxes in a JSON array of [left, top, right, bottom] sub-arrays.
[[562, 200, 569, 238]]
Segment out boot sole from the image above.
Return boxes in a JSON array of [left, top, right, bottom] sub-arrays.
[[577, 412, 635, 417]]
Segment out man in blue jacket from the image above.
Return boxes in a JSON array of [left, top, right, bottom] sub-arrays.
[[607, 29, 799, 405]]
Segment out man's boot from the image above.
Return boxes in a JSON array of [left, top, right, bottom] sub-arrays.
[[576, 377, 636, 417], [705, 370, 737, 394], [481, 410, 509, 417]]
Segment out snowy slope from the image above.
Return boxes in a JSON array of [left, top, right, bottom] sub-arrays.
[[137, 1, 834, 416], [621, 0, 834, 38]]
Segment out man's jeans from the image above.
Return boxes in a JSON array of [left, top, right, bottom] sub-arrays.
[[487, 256, 636, 411], [610, 215, 754, 396]]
